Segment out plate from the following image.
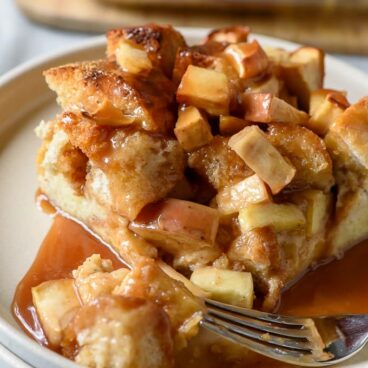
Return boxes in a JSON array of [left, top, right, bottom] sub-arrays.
[[0, 343, 33, 368], [0, 28, 367, 368]]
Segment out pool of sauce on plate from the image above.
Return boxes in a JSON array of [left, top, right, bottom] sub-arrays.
[[12, 212, 368, 366], [11, 215, 125, 348]]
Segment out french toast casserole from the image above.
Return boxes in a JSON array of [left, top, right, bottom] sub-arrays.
[[20, 24, 368, 367]]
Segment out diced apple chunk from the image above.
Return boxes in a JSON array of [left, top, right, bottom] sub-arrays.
[[32, 279, 80, 346], [190, 267, 254, 308], [216, 174, 270, 215], [177, 65, 230, 115], [301, 190, 332, 237], [115, 41, 152, 75], [307, 90, 350, 135], [242, 93, 309, 124], [205, 26, 250, 43], [238, 203, 306, 232], [130, 198, 220, 254], [219, 115, 250, 135], [228, 125, 296, 194], [174, 106, 213, 151], [280, 47, 324, 110], [224, 41, 269, 80]]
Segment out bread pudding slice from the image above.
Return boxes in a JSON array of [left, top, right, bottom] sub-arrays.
[[34, 24, 368, 367]]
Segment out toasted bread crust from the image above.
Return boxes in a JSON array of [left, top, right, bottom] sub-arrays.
[[45, 60, 176, 133], [267, 124, 334, 191]]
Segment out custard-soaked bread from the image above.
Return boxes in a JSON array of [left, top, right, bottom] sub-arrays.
[[266, 124, 334, 191], [115, 258, 204, 347], [188, 136, 253, 190], [34, 25, 368, 367], [62, 296, 174, 368], [44, 60, 176, 133], [325, 97, 368, 253], [60, 113, 185, 220], [107, 24, 186, 78], [228, 227, 286, 310]]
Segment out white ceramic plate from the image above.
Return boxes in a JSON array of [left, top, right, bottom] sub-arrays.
[[0, 28, 368, 368], [0, 343, 33, 368]]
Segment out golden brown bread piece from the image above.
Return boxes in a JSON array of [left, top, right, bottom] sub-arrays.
[[204, 26, 250, 44], [115, 258, 204, 347], [188, 136, 253, 190], [62, 295, 174, 368], [228, 227, 286, 310], [324, 98, 368, 254], [326, 97, 368, 171], [107, 24, 186, 78], [266, 124, 334, 191], [44, 60, 176, 133], [60, 113, 185, 220]]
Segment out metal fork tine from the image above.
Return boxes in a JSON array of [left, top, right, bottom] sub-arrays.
[[207, 306, 312, 339], [205, 299, 307, 327], [204, 315, 313, 351], [201, 319, 315, 365]]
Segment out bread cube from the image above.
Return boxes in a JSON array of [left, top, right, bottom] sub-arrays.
[[107, 24, 186, 77], [216, 174, 270, 215], [114, 41, 152, 75], [117, 258, 204, 344], [224, 41, 269, 80], [174, 106, 213, 151], [280, 47, 324, 110], [227, 228, 285, 310], [228, 125, 296, 194], [204, 26, 250, 43], [64, 296, 174, 368], [188, 136, 253, 190], [307, 90, 349, 135], [177, 65, 230, 115], [326, 97, 368, 170], [190, 267, 254, 308], [44, 60, 176, 133], [219, 115, 250, 136], [72, 254, 129, 304], [238, 203, 306, 232], [242, 93, 309, 124], [32, 279, 80, 346], [266, 123, 334, 191]]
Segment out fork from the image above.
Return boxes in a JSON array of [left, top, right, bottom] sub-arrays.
[[201, 299, 368, 366]]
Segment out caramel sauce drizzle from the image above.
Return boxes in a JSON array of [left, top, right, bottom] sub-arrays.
[[12, 213, 368, 367]]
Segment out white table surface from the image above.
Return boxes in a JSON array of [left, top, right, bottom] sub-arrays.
[[1, 0, 368, 77]]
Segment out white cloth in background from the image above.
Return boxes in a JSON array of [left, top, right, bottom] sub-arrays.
[[0, 0, 367, 77]]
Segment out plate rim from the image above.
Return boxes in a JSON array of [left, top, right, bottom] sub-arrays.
[[0, 27, 367, 368]]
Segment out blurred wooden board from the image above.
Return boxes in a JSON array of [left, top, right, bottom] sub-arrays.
[[101, 0, 368, 12], [17, 0, 368, 55], [98, 0, 368, 13]]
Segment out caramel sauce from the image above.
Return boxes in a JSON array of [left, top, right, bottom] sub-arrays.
[[12, 216, 368, 366], [12, 216, 125, 347]]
